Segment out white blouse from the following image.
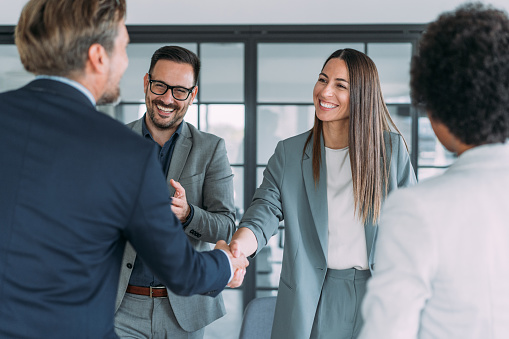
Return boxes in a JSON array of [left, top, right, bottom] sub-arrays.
[[325, 147, 368, 270]]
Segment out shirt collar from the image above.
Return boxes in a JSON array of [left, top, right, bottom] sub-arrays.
[[36, 75, 96, 106]]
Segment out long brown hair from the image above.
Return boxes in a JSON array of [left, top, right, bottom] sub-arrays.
[[304, 48, 405, 224]]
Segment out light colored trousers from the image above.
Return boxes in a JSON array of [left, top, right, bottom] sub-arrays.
[[114, 293, 205, 339], [310, 268, 371, 339]]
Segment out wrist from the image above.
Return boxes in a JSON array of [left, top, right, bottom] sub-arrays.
[[183, 207, 191, 222], [182, 204, 194, 227]]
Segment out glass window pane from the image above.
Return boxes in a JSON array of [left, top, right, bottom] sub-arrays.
[[183, 105, 198, 127], [254, 165, 284, 293], [256, 290, 278, 298], [258, 43, 364, 103], [231, 166, 244, 222], [387, 105, 412, 156], [367, 43, 412, 104], [120, 43, 197, 103], [417, 167, 449, 182], [256, 233, 283, 291], [124, 103, 145, 123], [204, 289, 244, 337], [0, 45, 34, 92], [257, 167, 265, 188], [96, 105, 117, 119], [255, 166, 284, 293], [199, 104, 245, 164], [255, 168, 288, 294], [109, 103, 144, 123], [418, 116, 456, 167], [200, 43, 244, 102], [257, 105, 314, 164]]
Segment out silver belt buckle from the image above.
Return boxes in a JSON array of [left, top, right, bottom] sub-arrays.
[[149, 286, 165, 298]]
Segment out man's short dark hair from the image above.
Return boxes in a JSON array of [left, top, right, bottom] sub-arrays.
[[148, 46, 201, 86], [411, 2, 509, 145]]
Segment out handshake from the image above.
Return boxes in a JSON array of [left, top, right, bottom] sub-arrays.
[[172, 180, 257, 289], [214, 237, 251, 288]]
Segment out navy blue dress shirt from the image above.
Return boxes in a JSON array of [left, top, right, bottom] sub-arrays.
[[128, 115, 193, 287]]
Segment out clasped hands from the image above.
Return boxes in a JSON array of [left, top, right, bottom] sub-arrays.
[[216, 229, 256, 288], [215, 240, 249, 288], [220, 227, 258, 287]]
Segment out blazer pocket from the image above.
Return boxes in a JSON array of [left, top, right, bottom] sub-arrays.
[[178, 173, 205, 185], [279, 274, 294, 291]]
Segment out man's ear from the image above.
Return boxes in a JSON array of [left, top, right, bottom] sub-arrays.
[[87, 43, 109, 75], [427, 111, 458, 154], [189, 85, 198, 105], [143, 73, 149, 94]]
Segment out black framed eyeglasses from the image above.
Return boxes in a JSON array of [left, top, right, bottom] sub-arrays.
[[147, 74, 195, 101]]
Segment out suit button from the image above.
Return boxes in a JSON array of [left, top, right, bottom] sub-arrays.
[[127, 263, 133, 269]]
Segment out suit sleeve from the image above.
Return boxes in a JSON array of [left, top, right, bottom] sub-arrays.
[[124, 148, 230, 297], [184, 138, 236, 243], [238, 140, 285, 256], [359, 190, 437, 339]]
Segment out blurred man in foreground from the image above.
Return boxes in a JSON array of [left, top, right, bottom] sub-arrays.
[[0, 1, 247, 338]]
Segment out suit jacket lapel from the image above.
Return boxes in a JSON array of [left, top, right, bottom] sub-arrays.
[[132, 120, 143, 137], [129, 119, 192, 196], [364, 214, 377, 263], [302, 135, 329, 258], [166, 122, 192, 195]]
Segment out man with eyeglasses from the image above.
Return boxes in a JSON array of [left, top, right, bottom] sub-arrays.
[[114, 46, 236, 339]]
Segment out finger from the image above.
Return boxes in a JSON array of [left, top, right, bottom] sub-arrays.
[[227, 268, 246, 288], [229, 240, 241, 258], [231, 255, 249, 273], [214, 240, 228, 252], [170, 196, 184, 208], [170, 179, 185, 198]]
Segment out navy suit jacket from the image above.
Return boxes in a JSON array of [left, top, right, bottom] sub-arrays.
[[0, 79, 230, 338]]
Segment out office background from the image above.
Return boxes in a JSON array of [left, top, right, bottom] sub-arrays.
[[1, 1, 508, 338]]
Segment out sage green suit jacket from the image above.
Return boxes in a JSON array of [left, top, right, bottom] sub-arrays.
[[115, 119, 236, 332], [239, 130, 416, 339]]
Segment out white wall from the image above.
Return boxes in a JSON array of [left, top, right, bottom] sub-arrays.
[[1, 0, 509, 25]]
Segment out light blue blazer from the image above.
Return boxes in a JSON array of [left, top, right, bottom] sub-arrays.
[[239, 130, 416, 339]]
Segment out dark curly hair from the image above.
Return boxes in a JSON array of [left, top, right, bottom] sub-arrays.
[[411, 2, 509, 145]]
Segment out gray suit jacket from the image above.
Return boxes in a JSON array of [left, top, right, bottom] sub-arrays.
[[239, 130, 417, 339], [115, 119, 236, 332]]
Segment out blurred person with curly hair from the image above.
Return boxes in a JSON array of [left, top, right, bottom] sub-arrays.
[[359, 3, 509, 339]]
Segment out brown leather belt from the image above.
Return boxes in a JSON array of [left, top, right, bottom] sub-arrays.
[[126, 285, 168, 298]]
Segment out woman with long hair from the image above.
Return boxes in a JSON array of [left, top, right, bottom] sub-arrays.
[[230, 48, 416, 338]]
